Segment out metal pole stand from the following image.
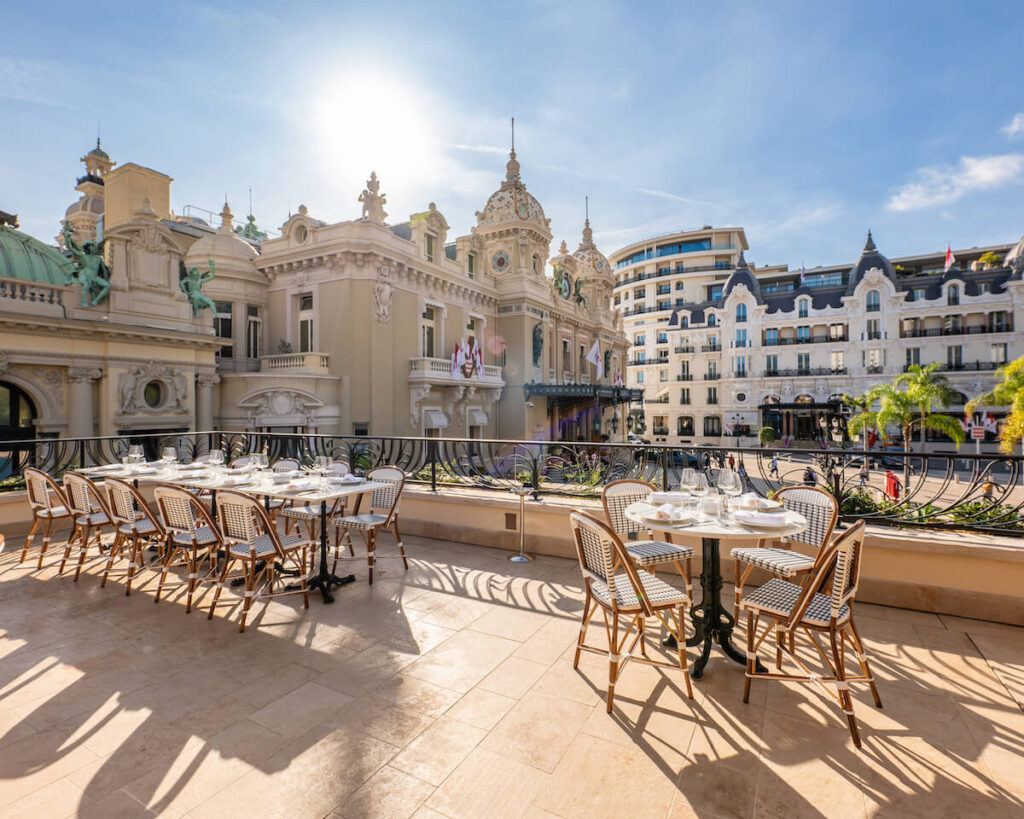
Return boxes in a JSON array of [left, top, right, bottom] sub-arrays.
[[508, 487, 533, 563]]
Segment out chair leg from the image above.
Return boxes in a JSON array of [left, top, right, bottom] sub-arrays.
[[73, 524, 94, 582], [155, 543, 176, 604], [606, 613, 620, 713], [20, 517, 39, 564], [101, 531, 122, 588], [734, 564, 753, 621], [847, 616, 882, 708], [829, 626, 861, 747], [743, 610, 755, 703], [185, 552, 197, 613], [367, 530, 376, 584], [677, 605, 693, 700], [59, 521, 78, 575], [393, 521, 408, 570], [574, 589, 594, 669], [209, 557, 233, 620], [124, 536, 140, 596], [775, 624, 784, 670], [38, 516, 55, 569], [239, 559, 256, 633]]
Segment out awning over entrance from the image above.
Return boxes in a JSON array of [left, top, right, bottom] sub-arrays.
[[423, 409, 449, 430], [467, 409, 488, 427]]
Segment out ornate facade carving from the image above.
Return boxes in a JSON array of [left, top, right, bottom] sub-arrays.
[[359, 172, 388, 225], [374, 263, 393, 325], [118, 362, 189, 415]]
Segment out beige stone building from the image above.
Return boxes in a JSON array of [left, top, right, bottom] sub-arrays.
[[0, 141, 631, 445]]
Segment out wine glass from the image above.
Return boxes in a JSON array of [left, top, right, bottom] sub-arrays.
[[314, 455, 332, 488], [209, 449, 224, 469], [161, 447, 176, 464], [717, 468, 742, 512], [254, 452, 269, 472], [679, 468, 696, 492], [691, 473, 709, 498]]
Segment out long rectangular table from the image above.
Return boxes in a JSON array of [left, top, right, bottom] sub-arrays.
[[79, 462, 387, 603]]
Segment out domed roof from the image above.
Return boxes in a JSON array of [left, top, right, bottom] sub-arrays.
[[572, 219, 611, 278], [65, 196, 104, 219], [845, 231, 897, 295], [185, 202, 259, 270], [722, 252, 762, 302], [0, 225, 73, 284], [87, 139, 110, 161], [475, 150, 550, 235]]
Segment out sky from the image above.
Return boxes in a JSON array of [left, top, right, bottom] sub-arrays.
[[2, 0, 1023, 269]]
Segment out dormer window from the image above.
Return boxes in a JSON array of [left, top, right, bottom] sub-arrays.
[[947, 284, 959, 306], [866, 290, 880, 312], [425, 233, 436, 263], [736, 303, 747, 322], [708, 314, 717, 327], [798, 299, 809, 318], [467, 252, 476, 279]]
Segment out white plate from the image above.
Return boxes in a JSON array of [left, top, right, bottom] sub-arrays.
[[732, 511, 792, 529], [643, 513, 696, 527], [732, 498, 782, 512]]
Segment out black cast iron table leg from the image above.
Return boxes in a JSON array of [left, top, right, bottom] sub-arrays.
[[305, 498, 354, 603], [664, 536, 763, 680]]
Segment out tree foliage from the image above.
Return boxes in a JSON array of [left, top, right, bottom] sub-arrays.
[[967, 357, 1024, 453]]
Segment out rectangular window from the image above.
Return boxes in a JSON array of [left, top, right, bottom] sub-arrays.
[[352, 422, 369, 436], [657, 331, 667, 344], [797, 352, 810, 372], [736, 356, 746, 376], [421, 306, 437, 358], [657, 284, 670, 295], [992, 343, 1008, 365], [831, 351, 844, 372], [680, 388, 690, 404], [866, 318, 881, 340], [979, 282, 991, 294], [868, 349, 881, 369], [680, 361, 690, 377], [989, 311, 1007, 332], [634, 334, 646, 346], [947, 345, 962, 368], [914, 287, 926, 301], [467, 252, 476, 279], [766, 354, 778, 373], [704, 415, 722, 435], [298, 294, 314, 353], [657, 300, 670, 310], [675, 281, 685, 291], [798, 300, 808, 318], [215, 301, 233, 359], [246, 305, 260, 359], [906, 347, 920, 366], [425, 233, 436, 263], [562, 339, 571, 370], [637, 371, 644, 383], [797, 326, 810, 342], [659, 369, 668, 382], [736, 329, 748, 347], [829, 323, 845, 340], [707, 285, 723, 301], [633, 287, 646, 299], [707, 387, 718, 404], [765, 328, 778, 346], [708, 361, 718, 377]]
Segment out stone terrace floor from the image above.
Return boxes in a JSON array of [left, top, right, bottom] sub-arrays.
[[1, 533, 1023, 818]]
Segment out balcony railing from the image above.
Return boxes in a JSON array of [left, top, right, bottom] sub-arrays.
[[866, 365, 884, 374], [409, 357, 503, 381], [866, 332, 883, 340], [899, 323, 1014, 338], [675, 346, 694, 354], [701, 344, 721, 353], [676, 374, 694, 381], [732, 370, 748, 378], [3, 430, 1024, 534], [764, 367, 848, 377], [763, 334, 847, 346], [615, 262, 734, 289], [628, 358, 648, 366], [0, 275, 70, 307], [905, 361, 1002, 373], [260, 352, 330, 372], [704, 373, 720, 381]]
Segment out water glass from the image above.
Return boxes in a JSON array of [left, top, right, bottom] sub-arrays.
[[254, 452, 269, 471], [679, 468, 696, 492], [162, 447, 176, 464], [314, 455, 332, 488], [209, 449, 224, 468], [692, 473, 709, 497], [717, 468, 742, 510], [698, 496, 722, 522]]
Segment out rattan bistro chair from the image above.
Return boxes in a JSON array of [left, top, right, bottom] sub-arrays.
[[569, 510, 693, 711], [731, 486, 839, 621], [330, 466, 406, 584], [602, 479, 694, 597], [21, 468, 73, 568], [102, 478, 165, 595], [208, 490, 311, 633], [60, 472, 115, 581], [740, 520, 881, 747], [152, 485, 223, 613]]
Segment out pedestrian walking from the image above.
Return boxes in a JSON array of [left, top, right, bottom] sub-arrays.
[[728, 453, 735, 470], [769, 457, 779, 478], [802, 466, 815, 486]]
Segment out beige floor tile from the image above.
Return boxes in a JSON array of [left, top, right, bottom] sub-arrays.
[[1, 776, 86, 819], [477, 656, 548, 700], [481, 690, 592, 773], [512, 633, 573, 666], [76, 789, 154, 818], [249, 681, 353, 738], [445, 687, 517, 732], [390, 715, 486, 786], [333, 764, 435, 819], [403, 630, 519, 693], [466, 607, 552, 642], [0, 726, 100, 809], [373, 674, 464, 719], [425, 747, 549, 819], [337, 699, 435, 748]]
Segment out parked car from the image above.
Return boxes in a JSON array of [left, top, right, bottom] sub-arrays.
[[670, 450, 702, 469]]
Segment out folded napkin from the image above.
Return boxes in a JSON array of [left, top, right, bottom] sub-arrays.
[[734, 510, 788, 526], [650, 491, 688, 505], [219, 476, 249, 487], [288, 479, 316, 491], [649, 503, 689, 522], [179, 463, 207, 471], [338, 474, 362, 484]]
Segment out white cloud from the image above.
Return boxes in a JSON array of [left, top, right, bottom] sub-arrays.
[[634, 187, 716, 207], [886, 154, 1024, 212], [1000, 113, 1024, 139], [445, 143, 507, 155]]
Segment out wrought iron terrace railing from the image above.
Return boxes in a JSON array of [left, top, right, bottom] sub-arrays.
[[0, 431, 1022, 536]]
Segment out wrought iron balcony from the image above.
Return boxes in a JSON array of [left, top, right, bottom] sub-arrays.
[[704, 373, 720, 381], [676, 374, 694, 381], [701, 344, 721, 353], [899, 322, 1014, 338], [763, 334, 847, 346], [675, 346, 694, 354], [764, 367, 847, 377]]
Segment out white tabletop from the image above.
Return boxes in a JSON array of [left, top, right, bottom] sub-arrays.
[[624, 500, 807, 541], [78, 463, 386, 503]]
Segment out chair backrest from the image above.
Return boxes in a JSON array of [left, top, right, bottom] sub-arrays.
[[153, 484, 219, 546], [568, 510, 650, 615], [229, 455, 253, 468], [106, 477, 163, 534], [64, 472, 110, 520], [787, 520, 866, 627], [215, 490, 288, 557], [601, 479, 655, 537], [24, 467, 65, 512], [774, 486, 838, 552], [272, 458, 300, 472], [366, 466, 405, 520], [327, 461, 350, 476]]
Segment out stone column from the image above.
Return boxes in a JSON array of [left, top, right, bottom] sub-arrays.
[[67, 367, 102, 439], [195, 373, 219, 433]]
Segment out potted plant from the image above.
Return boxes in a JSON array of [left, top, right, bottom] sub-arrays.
[[978, 251, 1003, 269]]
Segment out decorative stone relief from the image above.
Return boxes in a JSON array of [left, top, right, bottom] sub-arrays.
[[410, 385, 432, 428], [68, 367, 102, 383], [238, 389, 324, 427], [359, 172, 388, 225], [22, 366, 65, 413], [118, 362, 189, 415], [374, 263, 393, 325]]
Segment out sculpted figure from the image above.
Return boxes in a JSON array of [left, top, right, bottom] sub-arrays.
[[62, 222, 111, 307], [359, 172, 388, 224], [179, 259, 217, 318], [573, 277, 588, 308], [532, 322, 543, 368]]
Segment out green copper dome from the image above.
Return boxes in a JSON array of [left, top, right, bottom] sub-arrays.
[[0, 225, 74, 285]]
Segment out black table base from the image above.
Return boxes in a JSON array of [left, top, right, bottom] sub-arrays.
[[307, 499, 354, 603], [664, 536, 765, 680]]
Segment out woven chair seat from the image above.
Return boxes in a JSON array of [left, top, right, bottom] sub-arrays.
[[592, 569, 688, 611], [226, 532, 306, 559], [119, 517, 158, 536], [75, 511, 110, 526], [171, 525, 220, 548], [741, 577, 849, 627], [731, 547, 815, 577], [281, 505, 334, 521], [40, 506, 71, 518], [332, 513, 388, 531], [625, 539, 694, 567]]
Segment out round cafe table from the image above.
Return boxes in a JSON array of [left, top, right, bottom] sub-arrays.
[[624, 500, 807, 680]]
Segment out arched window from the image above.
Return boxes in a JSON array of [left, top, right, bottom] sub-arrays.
[[735, 303, 747, 323], [677, 415, 694, 436], [947, 284, 960, 306], [798, 299, 809, 318], [794, 394, 815, 405], [866, 290, 880, 312], [0, 382, 38, 474]]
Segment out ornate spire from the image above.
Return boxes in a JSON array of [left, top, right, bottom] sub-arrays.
[[864, 230, 876, 252], [580, 196, 594, 246], [220, 201, 233, 231], [504, 116, 521, 183], [737, 250, 747, 268]]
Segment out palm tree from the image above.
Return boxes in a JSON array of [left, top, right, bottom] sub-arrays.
[[847, 382, 965, 494], [966, 357, 1024, 454], [842, 388, 883, 460], [895, 364, 960, 452]]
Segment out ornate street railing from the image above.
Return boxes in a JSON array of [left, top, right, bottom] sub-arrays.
[[1, 431, 1023, 536]]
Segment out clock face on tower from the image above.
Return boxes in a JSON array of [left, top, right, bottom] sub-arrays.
[[491, 250, 510, 273]]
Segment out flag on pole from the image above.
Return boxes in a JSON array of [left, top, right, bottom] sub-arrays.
[[799, 261, 806, 285], [944, 245, 956, 272], [586, 340, 603, 380], [983, 412, 998, 433]]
